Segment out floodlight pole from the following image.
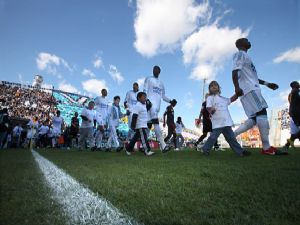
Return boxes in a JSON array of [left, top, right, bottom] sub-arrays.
[[202, 78, 207, 102]]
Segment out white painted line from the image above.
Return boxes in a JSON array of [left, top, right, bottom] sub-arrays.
[[32, 150, 141, 225]]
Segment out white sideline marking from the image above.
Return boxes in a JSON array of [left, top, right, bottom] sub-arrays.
[[32, 150, 141, 225]]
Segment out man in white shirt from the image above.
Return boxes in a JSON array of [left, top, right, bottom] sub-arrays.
[[124, 82, 139, 140], [232, 38, 279, 155], [94, 89, 109, 149], [78, 101, 98, 151], [51, 110, 64, 148], [143, 65, 176, 152], [125, 92, 155, 156]]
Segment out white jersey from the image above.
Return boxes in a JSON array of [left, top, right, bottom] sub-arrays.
[[124, 90, 138, 111], [232, 50, 260, 95], [132, 102, 148, 129], [108, 104, 122, 127], [13, 126, 23, 136], [39, 125, 49, 135], [206, 95, 234, 129], [94, 96, 110, 122], [81, 108, 96, 128], [143, 76, 170, 112], [175, 122, 185, 134], [52, 116, 64, 130]]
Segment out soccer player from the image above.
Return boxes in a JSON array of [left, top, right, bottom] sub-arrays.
[[70, 112, 79, 148], [283, 81, 300, 150], [94, 89, 109, 148], [195, 94, 220, 151], [232, 38, 279, 155], [51, 110, 64, 148], [163, 99, 177, 150], [201, 81, 251, 156], [125, 92, 155, 156], [143, 65, 176, 152], [107, 96, 125, 151], [124, 82, 139, 140]]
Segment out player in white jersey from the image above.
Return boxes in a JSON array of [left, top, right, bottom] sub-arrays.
[[232, 38, 280, 155], [143, 65, 176, 152], [125, 92, 155, 156], [51, 110, 64, 148], [94, 89, 110, 149], [124, 82, 139, 140], [107, 96, 125, 151]]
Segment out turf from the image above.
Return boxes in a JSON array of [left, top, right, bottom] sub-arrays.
[[32, 148, 300, 225], [0, 149, 68, 225]]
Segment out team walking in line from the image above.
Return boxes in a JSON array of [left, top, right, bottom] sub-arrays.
[[7, 38, 297, 156]]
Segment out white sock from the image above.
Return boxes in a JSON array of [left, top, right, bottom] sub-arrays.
[[154, 124, 166, 150], [234, 119, 256, 136], [256, 115, 271, 150]]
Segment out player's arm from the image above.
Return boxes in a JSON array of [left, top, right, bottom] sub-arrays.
[[143, 77, 149, 93], [206, 107, 216, 115], [206, 97, 216, 115], [131, 114, 138, 130], [124, 91, 129, 108], [161, 83, 171, 103], [258, 79, 279, 90], [163, 108, 167, 127], [232, 70, 243, 96], [230, 93, 238, 103]]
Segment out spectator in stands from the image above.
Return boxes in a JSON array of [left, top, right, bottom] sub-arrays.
[[0, 108, 10, 149]]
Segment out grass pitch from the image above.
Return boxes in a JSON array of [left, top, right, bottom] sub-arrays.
[[1, 148, 300, 225]]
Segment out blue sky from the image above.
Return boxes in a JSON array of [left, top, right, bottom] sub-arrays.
[[0, 0, 299, 129]]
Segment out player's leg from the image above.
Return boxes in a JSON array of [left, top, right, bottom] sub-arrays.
[[202, 128, 222, 155], [139, 128, 154, 156], [222, 126, 247, 156], [164, 125, 172, 143], [234, 118, 256, 136], [150, 107, 167, 151]]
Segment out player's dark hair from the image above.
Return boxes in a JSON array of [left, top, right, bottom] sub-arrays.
[[137, 92, 146, 100], [177, 116, 182, 124], [114, 96, 120, 101], [133, 82, 138, 86], [235, 38, 248, 49], [290, 81, 299, 88]]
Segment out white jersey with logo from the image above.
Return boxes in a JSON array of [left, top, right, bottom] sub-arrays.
[[132, 102, 148, 129], [94, 96, 109, 123], [206, 95, 234, 129], [232, 50, 260, 95], [143, 76, 170, 112], [125, 90, 138, 111], [81, 108, 96, 128]]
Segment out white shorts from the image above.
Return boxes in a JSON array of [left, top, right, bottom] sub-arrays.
[[53, 128, 61, 137], [240, 89, 268, 118], [290, 118, 300, 135]]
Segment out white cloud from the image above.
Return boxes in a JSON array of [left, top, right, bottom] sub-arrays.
[[184, 92, 195, 109], [82, 69, 96, 78], [36, 52, 71, 75], [81, 79, 108, 96], [58, 81, 78, 93], [182, 23, 249, 80], [93, 56, 103, 69], [136, 77, 145, 90], [134, 0, 211, 57], [108, 65, 124, 84], [273, 47, 300, 64]]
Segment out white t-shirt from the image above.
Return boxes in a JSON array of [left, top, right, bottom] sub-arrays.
[[143, 76, 170, 112], [132, 102, 148, 129], [175, 122, 185, 134], [52, 116, 64, 130], [206, 95, 234, 129], [94, 96, 109, 121], [232, 50, 260, 95], [124, 90, 138, 111], [39, 125, 50, 135], [81, 108, 96, 128], [108, 104, 121, 127]]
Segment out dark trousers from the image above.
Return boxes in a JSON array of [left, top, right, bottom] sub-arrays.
[[127, 128, 150, 152], [164, 123, 177, 148]]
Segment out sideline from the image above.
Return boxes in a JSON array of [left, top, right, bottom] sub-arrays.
[[32, 150, 141, 225]]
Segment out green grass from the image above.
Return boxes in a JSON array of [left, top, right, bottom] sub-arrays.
[[1, 148, 300, 225], [0, 149, 68, 225]]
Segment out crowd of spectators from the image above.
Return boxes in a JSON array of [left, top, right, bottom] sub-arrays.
[[0, 83, 57, 123]]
